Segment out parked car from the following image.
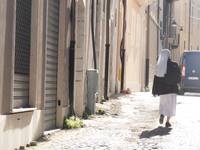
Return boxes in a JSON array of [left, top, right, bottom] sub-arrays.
[[178, 51, 200, 95]]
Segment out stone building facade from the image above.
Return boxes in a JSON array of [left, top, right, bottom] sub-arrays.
[[0, 0, 173, 149], [173, 0, 200, 63]]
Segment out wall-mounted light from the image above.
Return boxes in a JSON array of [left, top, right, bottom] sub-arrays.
[[172, 20, 177, 27], [172, 20, 183, 31]]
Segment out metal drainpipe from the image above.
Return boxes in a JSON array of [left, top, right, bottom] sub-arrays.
[[188, 0, 191, 51], [104, 0, 110, 100], [157, 0, 160, 57], [163, 0, 166, 49], [120, 0, 126, 91], [69, 0, 76, 116], [145, 5, 150, 88], [91, 0, 97, 69]]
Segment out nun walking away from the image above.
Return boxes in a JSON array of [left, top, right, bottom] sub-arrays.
[[152, 49, 178, 128]]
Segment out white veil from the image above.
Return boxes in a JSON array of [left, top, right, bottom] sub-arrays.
[[153, 49, 171, 77]]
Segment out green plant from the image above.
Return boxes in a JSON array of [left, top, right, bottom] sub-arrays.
[[85, 106, 91, 115], [95, 107, 105, 115], [101, 96, 106, 102], [145, 85, 150, 92], [63, 115, 83, 129], [83, 111, 88, 119]]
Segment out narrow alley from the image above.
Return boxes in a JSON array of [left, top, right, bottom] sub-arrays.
[[27, 92, 200, 150]]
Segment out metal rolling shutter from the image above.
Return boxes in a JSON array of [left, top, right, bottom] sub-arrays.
[[13, 0, 32, 108], [44, 0, 59, 130]]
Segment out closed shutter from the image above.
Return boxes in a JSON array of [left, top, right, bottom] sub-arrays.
[[44, 0, 59, 130], [13, 0, 32, 108]]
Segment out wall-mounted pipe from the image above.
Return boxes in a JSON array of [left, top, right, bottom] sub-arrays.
[[69, 0, 76, 116], [157, 0, 160, 57], [145, 5, 150, 88], [104, 0, 110, 100], [91, 0, 97, 69], [163, 0, 166, 49], [120, 0, 126, 91], [188, 0, 191, 51]]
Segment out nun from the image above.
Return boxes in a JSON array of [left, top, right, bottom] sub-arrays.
[[152, 49, 178, 127]]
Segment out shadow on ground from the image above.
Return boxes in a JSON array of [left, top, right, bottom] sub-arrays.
[[139, 126, 173, 139]]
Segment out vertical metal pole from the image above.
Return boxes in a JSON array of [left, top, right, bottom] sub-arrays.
[[91, 0, 97, 69], [121, 0, 126, 91], [69, 41, 75, 115], [157, 0, 160, 57], [69, 0, 76, 116], [163, 0, 166, 49], [121, 49, 125, 90], [188, 0, 191, 51], [145, 5, 150, 88], [145, 59, 149, 87], [104, 0, 110, 100]]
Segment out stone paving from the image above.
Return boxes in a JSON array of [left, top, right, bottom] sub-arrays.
[[27, 92, 200, 150]]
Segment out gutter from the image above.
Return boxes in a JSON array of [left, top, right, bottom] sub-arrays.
[[91, 0, 97, 69], [104, 0, 110, 100], [120, 0, 126, 91], [145, 5, 150, 88], [69, 0, 76, 116]]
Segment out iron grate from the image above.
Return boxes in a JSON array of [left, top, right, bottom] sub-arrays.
[[14, 0, 32, 75]]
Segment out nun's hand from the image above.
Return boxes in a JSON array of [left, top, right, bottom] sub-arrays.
[[153, 95, 156, 97]]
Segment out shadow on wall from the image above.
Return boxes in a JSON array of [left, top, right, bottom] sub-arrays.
[[2, 112, 34, 149], [139, 126, 173, 139], [2, 111, 43, 150]]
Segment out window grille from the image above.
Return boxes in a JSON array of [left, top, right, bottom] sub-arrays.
[[14, 0, 32, 75]]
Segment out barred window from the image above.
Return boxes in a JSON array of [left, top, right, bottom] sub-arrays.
[[14, 0, 32, 75]]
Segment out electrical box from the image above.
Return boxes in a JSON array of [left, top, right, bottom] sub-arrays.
[[87, 69, 98, 114]]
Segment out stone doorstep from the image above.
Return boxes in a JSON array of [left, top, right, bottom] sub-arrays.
[[43, 128, 62, 136]]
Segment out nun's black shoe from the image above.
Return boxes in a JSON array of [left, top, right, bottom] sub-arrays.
[[165, 122, 172, 128], [159, 114, 164, 124]]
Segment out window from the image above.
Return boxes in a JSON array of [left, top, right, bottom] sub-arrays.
[[131, 9, 136, 45], [192, 7, 193, 34], [185, 3, 187, 31], [136, 14, 141, 48], [184, 40, 186, 50], [120, 2, 122, 12], [13, 0, 32, 109], [198, 10, 200, 28], [115, 1, 117, 27], [103, 0, 105, 12], [160, 21, 163, 35]]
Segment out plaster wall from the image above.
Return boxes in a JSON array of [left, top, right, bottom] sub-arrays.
[[116, 0, 123, 93], [125, 0, 146, 92], [56, 0, 71, 127], [174, 0, 200, 64], [74, 0, 87, 116], [0, 0, 6, 115], [109, 0, 119, 95], [1, 0, 14, 115], [0, 110, 43, 150], [95, 0, 107, 101]]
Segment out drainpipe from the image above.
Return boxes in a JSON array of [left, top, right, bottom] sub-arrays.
[[104, 0, 110, 100], [157, 0, 160, 57], [188, 0, 191, 51], [163, 0, 166, 48], [91, 0, 97, 69], [69, 0, 76, 116], [145, 5, 150, 88], [120, 0, 126, 91]]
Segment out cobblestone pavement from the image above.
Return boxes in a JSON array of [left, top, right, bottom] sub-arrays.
[[27, 92, 200, 150]]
